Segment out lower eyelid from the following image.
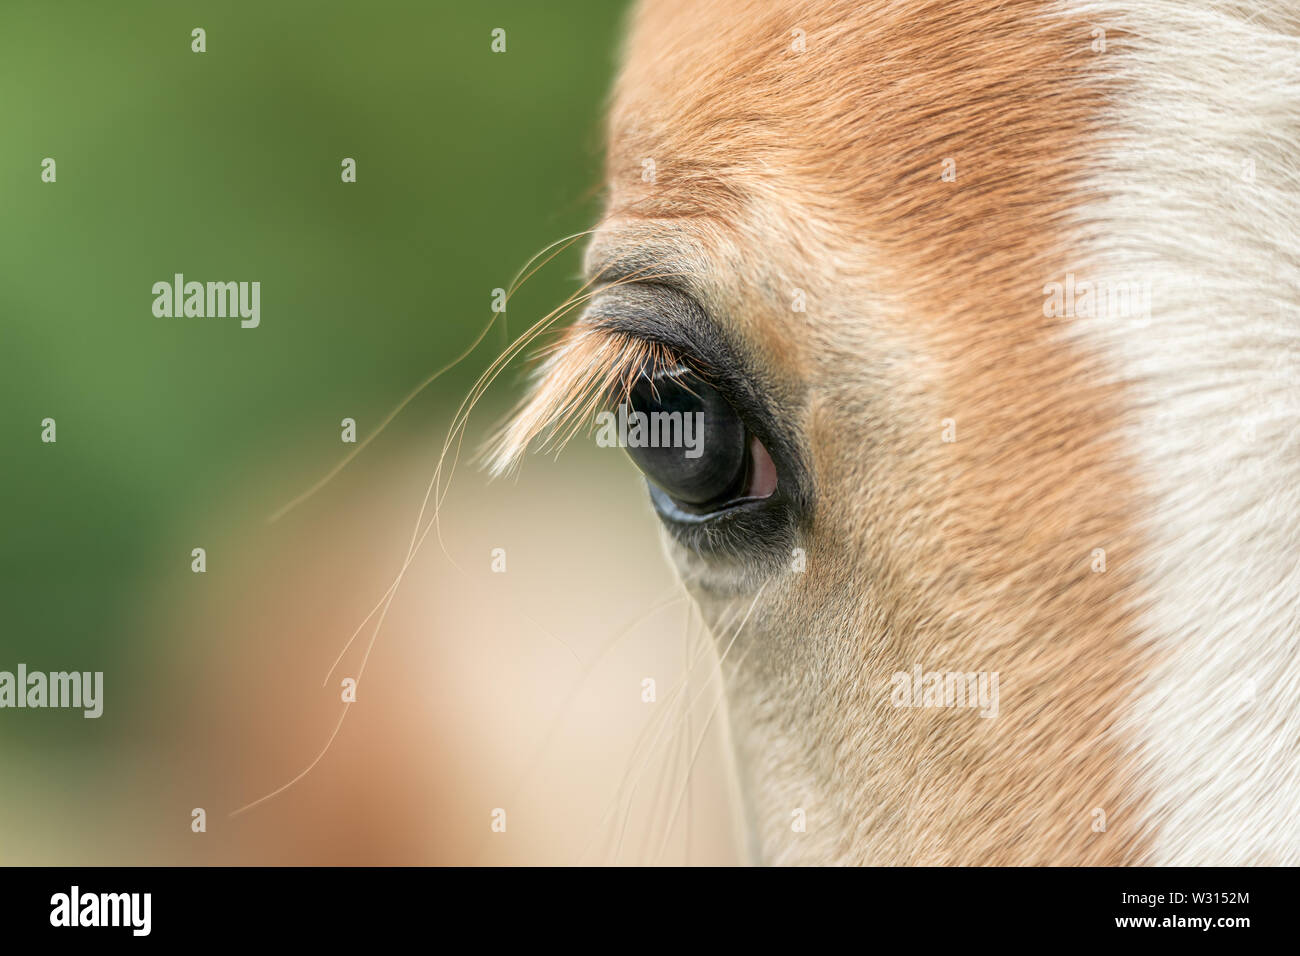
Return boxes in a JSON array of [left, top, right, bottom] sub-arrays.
[[646, 482, 768, 525]]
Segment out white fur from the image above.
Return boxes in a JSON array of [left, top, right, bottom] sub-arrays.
[[1068, 0, 1300, 863]]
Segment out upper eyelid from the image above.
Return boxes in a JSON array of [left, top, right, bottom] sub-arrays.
[[584, 248, 701, 300], [581, 282, 762, 404], [577, 275, 788, 443], [583, 281, 711, 349]]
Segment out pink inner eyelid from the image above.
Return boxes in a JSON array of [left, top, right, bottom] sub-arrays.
[[747, 436, 779, 499]]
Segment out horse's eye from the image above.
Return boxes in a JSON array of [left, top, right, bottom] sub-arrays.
[[621, 367, 776, 513]]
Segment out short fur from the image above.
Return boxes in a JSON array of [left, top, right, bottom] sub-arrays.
[[497, 0, 1300, 864]]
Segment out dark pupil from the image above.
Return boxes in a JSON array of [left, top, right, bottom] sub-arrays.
[[623, 368, 747, 507]]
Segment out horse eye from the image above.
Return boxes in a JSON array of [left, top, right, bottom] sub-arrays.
[[620, 367, 775, 513]]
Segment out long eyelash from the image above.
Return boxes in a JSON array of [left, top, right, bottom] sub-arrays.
[[484, 328, 685, 476]]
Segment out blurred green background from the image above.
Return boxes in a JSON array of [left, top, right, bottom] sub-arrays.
[[0, 1, 733, 865]]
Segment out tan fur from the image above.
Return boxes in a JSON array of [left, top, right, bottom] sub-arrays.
[[504, 0, 1159, 863]]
